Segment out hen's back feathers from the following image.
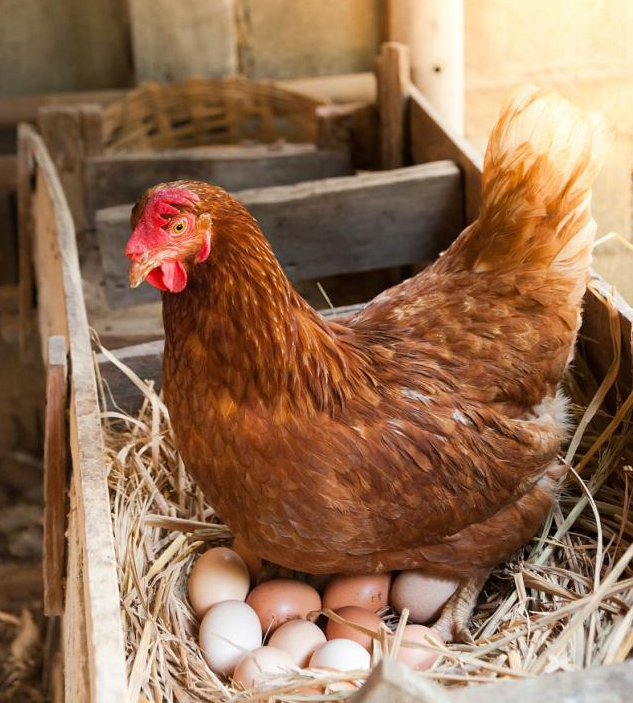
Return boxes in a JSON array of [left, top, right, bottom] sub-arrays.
[[455, 85, 613, 305]]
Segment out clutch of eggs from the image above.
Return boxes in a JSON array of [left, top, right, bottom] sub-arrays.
[[189, 546, 451, 682]]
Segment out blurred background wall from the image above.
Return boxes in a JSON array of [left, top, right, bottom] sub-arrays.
[[1, 0, 630, 236]]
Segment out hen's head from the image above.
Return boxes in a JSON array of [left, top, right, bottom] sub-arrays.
[[125, 181, 217, 293]]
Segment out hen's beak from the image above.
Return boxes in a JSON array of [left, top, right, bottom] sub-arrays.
[[128, 258, 158, 288]]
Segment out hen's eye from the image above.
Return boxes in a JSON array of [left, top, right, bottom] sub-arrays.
[[173, 219, 187, 234]]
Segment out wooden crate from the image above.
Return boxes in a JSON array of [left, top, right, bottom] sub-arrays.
[[19, 52, 633, 703]]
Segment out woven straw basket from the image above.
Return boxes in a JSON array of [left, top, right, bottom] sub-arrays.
[[102, 76, 325, 153]]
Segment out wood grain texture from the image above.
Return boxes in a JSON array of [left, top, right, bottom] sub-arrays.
[[18, 124, 127, 703], [356, 658, 451, 703], [96, 161, 463, 308], [38, 104, 104, 229], [43, 335, 68, 617], [409, 84, 483, 223], [376, 42, 411, 169], [84, 143, 353, 220]]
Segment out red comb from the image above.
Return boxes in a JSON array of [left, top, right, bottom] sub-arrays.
[[126, 187, 199, 257]]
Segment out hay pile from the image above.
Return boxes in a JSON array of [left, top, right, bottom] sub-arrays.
[[97, 286, 633, 701]]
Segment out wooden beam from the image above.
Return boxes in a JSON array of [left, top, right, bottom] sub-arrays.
[[376, 42, 411, 169], [43, 335, 68, 617], [408, 84, 483, 223], [84, 143, 353, 219], [95, 161, 464, 308], [386, 0, 465, 135]]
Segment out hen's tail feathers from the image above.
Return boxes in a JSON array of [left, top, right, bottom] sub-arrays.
[[467, 85, 614, 302]]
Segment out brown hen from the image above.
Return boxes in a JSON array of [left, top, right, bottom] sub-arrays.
[[125, 86, 613, 640]]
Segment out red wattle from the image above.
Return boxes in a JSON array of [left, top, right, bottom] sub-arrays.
[[145, 261, 187, 293], [160, 261, 188, 292]]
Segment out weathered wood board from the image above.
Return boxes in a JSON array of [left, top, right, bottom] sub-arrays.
[[43, 335, 67, 616], [96, 160, 463, 308], [84, 143, 353, 219], [19, 124, 128, 703], [409, 84, 482, 223]]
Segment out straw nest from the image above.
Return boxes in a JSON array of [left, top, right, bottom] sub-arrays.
[[96, 284, 633, 702]]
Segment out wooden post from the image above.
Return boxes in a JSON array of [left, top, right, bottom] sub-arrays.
[[38, 104, 104, 230], [376, 42, 411, 170], [43, 335, 68, 617], [386, 0, 464, 135]]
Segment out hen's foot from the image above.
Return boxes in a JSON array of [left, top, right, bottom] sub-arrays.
[[431, 570, 490, 643]]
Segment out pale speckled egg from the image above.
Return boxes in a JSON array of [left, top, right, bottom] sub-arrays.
[[232, 646, 295, 689], [199, 600, 262, 675], [390, 570, 459, 623], [188, 547, 250, 618], [246, 579, 321, 634], [325, 606, 385, 652], [323, 574, 391, 613], [309, 638, 371, 671], [396, 624, 443, 671], [268, 619, 327, 667]]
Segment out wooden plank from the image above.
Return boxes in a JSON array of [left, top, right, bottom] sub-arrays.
[[32, 171, 69, 359], [355, 657, 451, 703], [63, 479, 91, 703], [449, 659, 633, 703], [96, 303, 365, 413], [38, 104, 105, 230], [376, 42, 411, 169], [96, 161, 463, 308], [84, 143, 353, 218], [128, 0, 237, 82], [409, 84, 483, 223], [43, 335, 68, 617], [18, 123, 128, 703]]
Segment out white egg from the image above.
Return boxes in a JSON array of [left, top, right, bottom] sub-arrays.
[[309, 638, 371, 671], [199, 600, 262, 675], [188, 547, 250, 618]]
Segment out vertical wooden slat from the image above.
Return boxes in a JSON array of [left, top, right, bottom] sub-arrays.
[[376, 42, 411, 170], [43, 335, 68, 616]]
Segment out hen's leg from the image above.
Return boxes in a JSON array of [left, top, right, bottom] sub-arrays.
[[431, 569, 490, 643]]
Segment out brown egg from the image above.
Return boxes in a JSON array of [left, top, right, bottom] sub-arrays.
[[188, 547, 250, 618], [390, 570, 458, 623], [233, 646, 295, 689], [323, 574, 391, 613], [246, 579, 321, 634], [325, 606, 384, 652], [396, 625, 443, 671], [268, 619, 327, 667]]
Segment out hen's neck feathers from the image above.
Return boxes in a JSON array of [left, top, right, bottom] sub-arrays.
[[162, 197, 372, 414]]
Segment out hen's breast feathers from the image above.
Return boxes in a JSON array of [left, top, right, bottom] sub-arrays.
[[161, 86, 612, 574]]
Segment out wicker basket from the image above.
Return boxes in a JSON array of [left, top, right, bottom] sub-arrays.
[[102, 76, 325, 153]]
